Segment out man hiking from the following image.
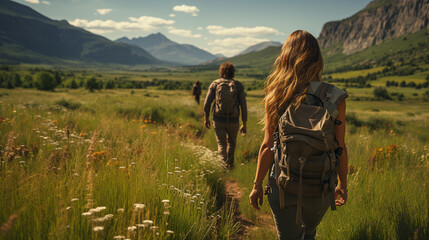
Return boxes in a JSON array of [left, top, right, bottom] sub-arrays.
[[203, 62, 248, 168], [192, 80, 202, 104]]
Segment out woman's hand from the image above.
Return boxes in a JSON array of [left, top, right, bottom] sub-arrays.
[[334, 185, 348, 206], [249, 183, 264, 210], [204, 117, 211, 129]]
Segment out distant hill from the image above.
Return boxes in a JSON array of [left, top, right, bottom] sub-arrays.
[[318, 0, 429, 54], [116, 33, 217, 65], [238, 41, 282, 55], [0, 0, 160, 65], [205, 46, 281, 70]]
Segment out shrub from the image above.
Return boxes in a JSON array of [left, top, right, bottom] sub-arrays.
[[34, 72, 57, 91], [396, 93, 404, 101], [373, 87, 391, 100], [85, 77, 100, 92], [64, 79, 79, 89], [423, 90, 429, 102], [55, 99, 81, 110]]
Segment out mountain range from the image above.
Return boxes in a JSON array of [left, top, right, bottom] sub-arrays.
[[116, 33, 217, 65], [0, 0, 159, 65], [1, 0, 428, 68], [238, 41, 282, 55]]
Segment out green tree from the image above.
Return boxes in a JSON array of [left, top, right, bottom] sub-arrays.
[[64, 78, 79, 89], [35, 72, 57, 91], [105, 80, 115, 89], [373, 87, 391, 100], [85, 77, 100, 92], [22, 75, 33, 88], [70, 79, 79, 89], [13, 73, 22, 87], [54, 71, 62, 85]]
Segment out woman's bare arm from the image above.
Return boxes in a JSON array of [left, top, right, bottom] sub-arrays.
[[249, 111, 275, 210], [334, 100, 348, 206]]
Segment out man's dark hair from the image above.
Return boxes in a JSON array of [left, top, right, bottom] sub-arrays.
[[219, 62, 235, 79]]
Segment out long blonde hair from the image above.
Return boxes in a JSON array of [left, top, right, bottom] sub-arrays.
[[263, 30, 323, 130]]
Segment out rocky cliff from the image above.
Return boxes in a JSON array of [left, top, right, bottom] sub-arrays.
[[318, 0, 429, 54]]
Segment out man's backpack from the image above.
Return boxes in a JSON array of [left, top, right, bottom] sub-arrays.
[[213, 79, 240, 119], [271, 81, 348, 227]]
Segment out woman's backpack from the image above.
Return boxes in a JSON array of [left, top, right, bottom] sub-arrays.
[[271, 81, 348, 227]]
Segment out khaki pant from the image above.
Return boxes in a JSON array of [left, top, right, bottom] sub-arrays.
[[268, 177, 331, 240], [213, 121, 239, 166]]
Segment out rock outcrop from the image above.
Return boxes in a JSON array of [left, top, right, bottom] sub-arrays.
[[318, 0, 429, 54]]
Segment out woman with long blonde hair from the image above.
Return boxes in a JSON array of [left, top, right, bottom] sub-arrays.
[[249, 30, 348, 239]]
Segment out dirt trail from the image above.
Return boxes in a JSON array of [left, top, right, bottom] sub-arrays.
[[183, 142, 276, 239], [225, 179, 277, 239], [224, 179, 255, 238]]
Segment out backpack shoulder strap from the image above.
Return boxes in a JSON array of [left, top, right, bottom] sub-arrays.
[[308, 82, 348, 119]]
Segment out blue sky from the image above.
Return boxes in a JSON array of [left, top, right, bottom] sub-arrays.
[[17, 0, 372, 56]]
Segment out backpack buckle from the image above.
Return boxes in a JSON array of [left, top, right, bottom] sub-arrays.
[[270, 141, 277, 152], [264, 185, 272, 195]]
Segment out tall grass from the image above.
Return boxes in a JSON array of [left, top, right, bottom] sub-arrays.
[[1, 88, 428, 239], [0, 89, 235, 239]]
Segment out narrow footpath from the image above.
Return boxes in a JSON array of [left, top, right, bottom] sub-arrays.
[[183, 142, 276, 239]]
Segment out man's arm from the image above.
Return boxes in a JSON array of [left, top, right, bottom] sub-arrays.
[[203, 83, 216, 128], [238, 83, 248, 134]]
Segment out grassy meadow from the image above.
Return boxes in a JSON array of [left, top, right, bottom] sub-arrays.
[[0, 64, 428, 240]]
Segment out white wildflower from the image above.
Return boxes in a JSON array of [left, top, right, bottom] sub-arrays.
[[143, 220, 153, 227], [71, 198, 79, 202], [127, 226, 137, 231], [93, 226, 104, 232], [166, 230, 174, 234], [117, 208, 124, 213], [113, 236, 125, 239], [162, 200, 170, 204], [134, 203, 145, 210], [82, 212, 92, 216]]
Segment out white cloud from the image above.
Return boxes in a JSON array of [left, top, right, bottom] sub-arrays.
[[206, 37, 270, 57], [70, 16, 174, 32], [167, 27, 202, 38], [203, 46, 240, 57], [86, 28, 114, 35], [169, 13, 176, 17], [208, 37, 269, 48], [197, 27, 203, 30], [25, 0, 40, 4], [96, 9, 112, 15], [42, 1, 50, 4], [192, 13, 198, 17], [207, 25, 281, 37], [173, 4, 199, 14]]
